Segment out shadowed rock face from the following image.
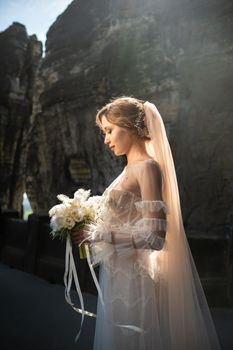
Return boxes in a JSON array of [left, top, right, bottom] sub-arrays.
[[170, 1, 233, 236], [1, 0, 233, 236], [0, 22, 42, 211], [27, 0, 179, 213]]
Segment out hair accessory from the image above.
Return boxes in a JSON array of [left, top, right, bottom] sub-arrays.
[[134, 108, 146, 137]]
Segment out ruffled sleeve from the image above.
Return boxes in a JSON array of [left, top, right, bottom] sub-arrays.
[[135, 200, 169, 215], [132, 217, 167, 251], [86, 214, 168, 262]]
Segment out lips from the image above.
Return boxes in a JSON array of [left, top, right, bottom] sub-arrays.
[[110, 146, 115, 151]]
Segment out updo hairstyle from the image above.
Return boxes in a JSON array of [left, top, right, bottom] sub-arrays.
[[96, 96, 150, 140]]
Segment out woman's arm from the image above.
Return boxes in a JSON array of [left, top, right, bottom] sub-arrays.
[[131, 161, 167, 250]]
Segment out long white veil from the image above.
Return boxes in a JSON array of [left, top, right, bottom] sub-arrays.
[[143, 102, 221, 349]]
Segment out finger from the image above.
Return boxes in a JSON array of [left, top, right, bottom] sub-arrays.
[[73, 238, 82, 245], [70, 231, 82, 239]]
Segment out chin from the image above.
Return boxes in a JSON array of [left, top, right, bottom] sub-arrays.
[[114, 150, 124, 156]]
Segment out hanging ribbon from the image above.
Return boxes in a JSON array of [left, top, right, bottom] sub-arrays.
[[64, 238, 97, 342], [64, 238, 107, 342], [64, 238, 145, 342]]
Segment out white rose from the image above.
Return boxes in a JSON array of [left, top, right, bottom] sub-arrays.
[[63, 216, 75, 229], [70, 208, 83, 222]]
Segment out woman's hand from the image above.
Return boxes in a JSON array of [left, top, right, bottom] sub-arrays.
[[70, 227, 89, 245]]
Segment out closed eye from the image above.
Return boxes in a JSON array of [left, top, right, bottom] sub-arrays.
[[104, 127, 112, 134]]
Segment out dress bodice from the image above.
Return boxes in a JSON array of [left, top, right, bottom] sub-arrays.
[[104, 188, 142, 225], [102, 160, 167, 226]]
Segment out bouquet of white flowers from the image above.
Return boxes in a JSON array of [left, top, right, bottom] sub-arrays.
[[49, 188, 103, 258], [48, 188, 104, 342]]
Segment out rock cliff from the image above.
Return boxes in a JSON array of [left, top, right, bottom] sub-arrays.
[[1, 0, 233, 237], [27, 0, 179, 213], [0, 22, 42, 211]]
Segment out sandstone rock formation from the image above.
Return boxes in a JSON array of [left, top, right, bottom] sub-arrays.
[[27, 0, 179, 213], [1, 1, 233, 238], [172, 1, 233, 236], [0, 22, 42, 211]]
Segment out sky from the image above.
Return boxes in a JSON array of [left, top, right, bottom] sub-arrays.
[[0, 0, 73, 46]]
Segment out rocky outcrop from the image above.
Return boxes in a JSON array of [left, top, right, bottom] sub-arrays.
[[172, 1, 233, 236], [0, 22, 42, 211], [1, 1, 233, 238], [27, 0, 179, 213]]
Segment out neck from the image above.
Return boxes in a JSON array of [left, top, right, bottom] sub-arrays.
[[126, 139, 150, 164]]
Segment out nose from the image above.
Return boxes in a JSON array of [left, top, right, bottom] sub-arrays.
[[104, 134, 110, 145]]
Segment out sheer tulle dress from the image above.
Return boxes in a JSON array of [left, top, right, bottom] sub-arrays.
[[86, 159, 220, 350]]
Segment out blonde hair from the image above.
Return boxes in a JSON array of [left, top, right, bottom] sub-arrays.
[[96, 96, 150, 140]]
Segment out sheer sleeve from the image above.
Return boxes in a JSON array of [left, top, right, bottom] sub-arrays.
[[137, 160, 163, 206], [132, 161, 167, 250]]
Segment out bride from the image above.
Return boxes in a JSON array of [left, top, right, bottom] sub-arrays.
[[71, 97, 221, 349]]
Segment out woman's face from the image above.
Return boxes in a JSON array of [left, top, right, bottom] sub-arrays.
[[101, 115, 135, 156]]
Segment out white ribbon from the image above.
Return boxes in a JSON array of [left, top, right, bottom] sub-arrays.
[[85, 244, 105, 307], [64, 238, 96, 342], [115, 323, 145, 334]]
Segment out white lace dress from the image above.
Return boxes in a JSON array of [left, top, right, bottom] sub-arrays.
[[89, 160, 169, 350], [87, 158, 220, 350]]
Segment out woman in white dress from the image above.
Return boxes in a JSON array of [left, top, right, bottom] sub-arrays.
[[72, 97, 221, 350]]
